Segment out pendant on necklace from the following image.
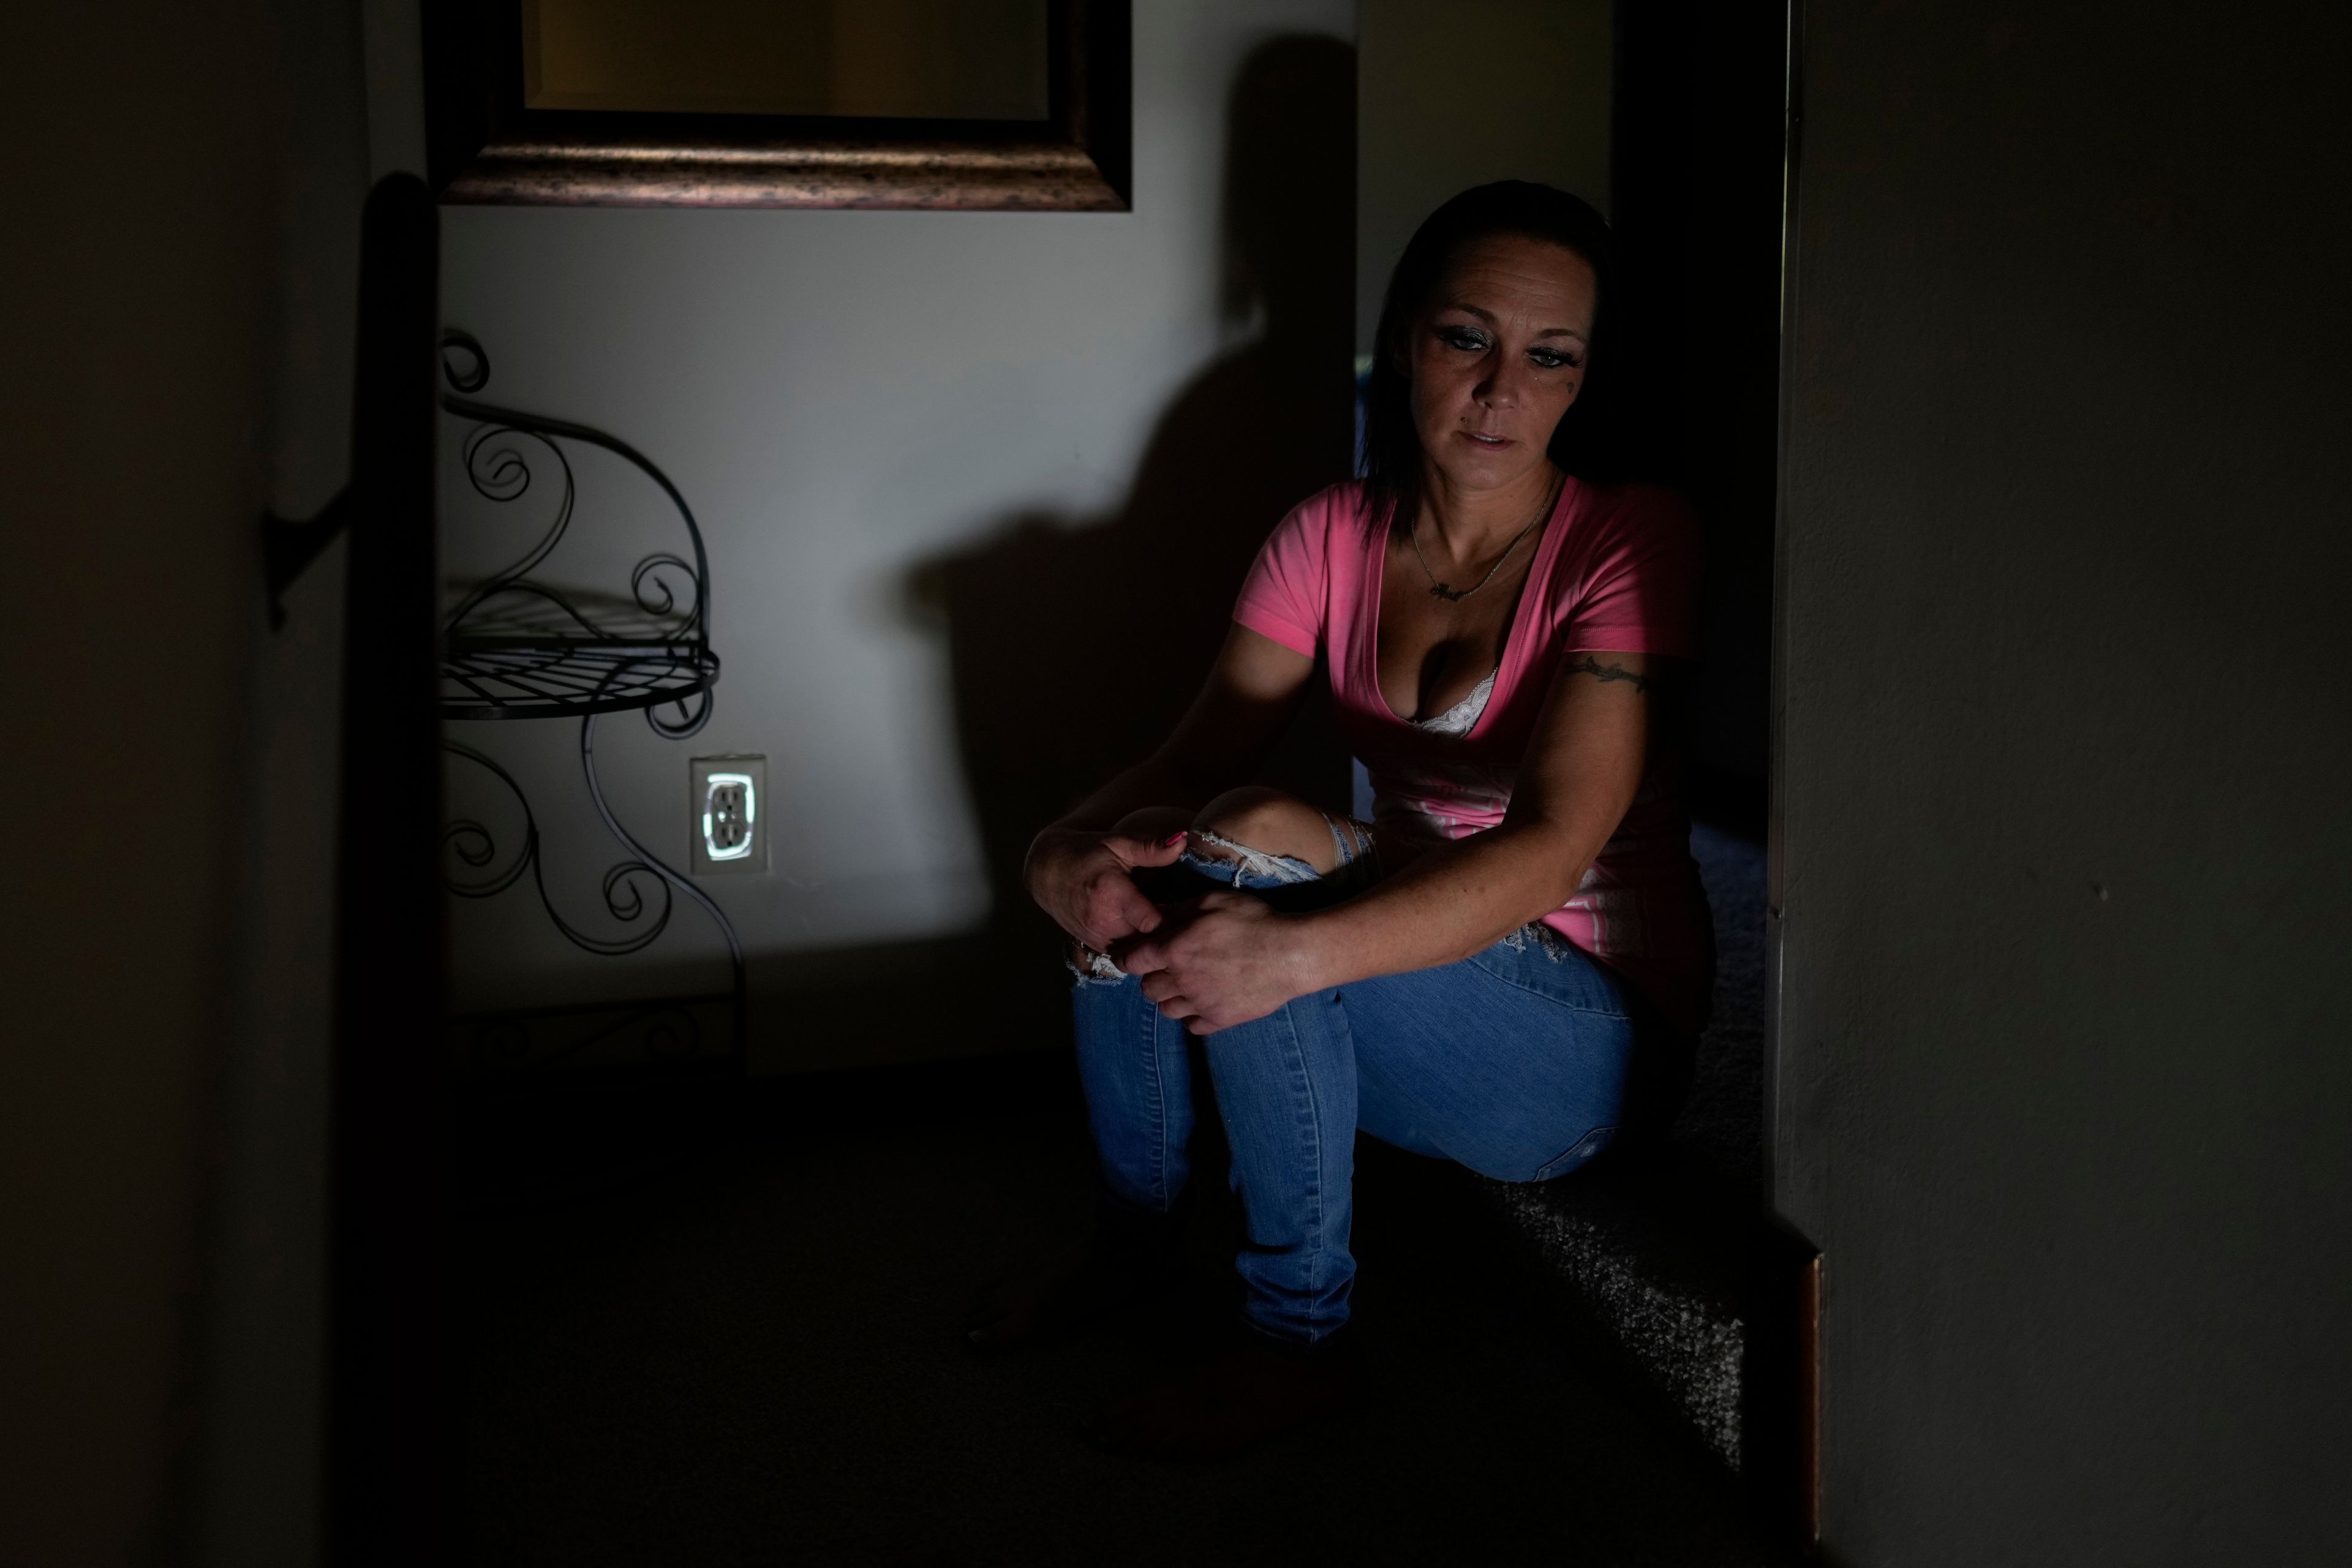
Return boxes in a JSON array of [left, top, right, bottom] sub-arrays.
[[1428, 581, 1469, 603]]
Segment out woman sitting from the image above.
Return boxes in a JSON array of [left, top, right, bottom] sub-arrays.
[[973, 182, 1713, 1458]]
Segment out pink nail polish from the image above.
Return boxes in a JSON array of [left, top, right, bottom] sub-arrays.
[[1163, 831, 1186, 846]]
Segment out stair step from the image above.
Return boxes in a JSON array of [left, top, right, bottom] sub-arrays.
[[1480, 821, 1768, 1470]]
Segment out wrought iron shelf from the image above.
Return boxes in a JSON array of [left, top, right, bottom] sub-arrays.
[[442, 637, 718, 722], [432, 331, 745, 1079]]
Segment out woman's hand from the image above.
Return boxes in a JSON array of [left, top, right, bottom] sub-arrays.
[[1024, 826, 1189, 953], [1116, 893, 1324, 1035]]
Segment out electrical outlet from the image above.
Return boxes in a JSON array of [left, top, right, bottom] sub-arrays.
[[689, 755, 768, 876]]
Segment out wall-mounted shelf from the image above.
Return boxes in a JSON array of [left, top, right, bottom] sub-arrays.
[[441, 638, 719, 720], [433, 332, 745, 1080]]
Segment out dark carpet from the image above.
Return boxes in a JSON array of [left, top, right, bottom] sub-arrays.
[[1471, 822, 1775, 1468], [458, 1050, 1800, 1566]]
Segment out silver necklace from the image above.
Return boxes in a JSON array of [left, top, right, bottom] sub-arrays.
[[1409, 479, 1559, 603]]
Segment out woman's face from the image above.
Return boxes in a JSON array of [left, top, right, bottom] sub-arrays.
[[1401, 234, 1597, 497]]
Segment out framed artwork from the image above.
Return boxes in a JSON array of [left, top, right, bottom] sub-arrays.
[[421, 0, 1130, 209]]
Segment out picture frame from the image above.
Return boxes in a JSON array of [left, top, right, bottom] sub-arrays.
[[420, 0, 1131, 210]]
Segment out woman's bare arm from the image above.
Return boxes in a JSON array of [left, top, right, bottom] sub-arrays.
[[1023, 625, 1316, 952], [1118, 650, 1659, 1032], [1044, 625, 1316, 831]]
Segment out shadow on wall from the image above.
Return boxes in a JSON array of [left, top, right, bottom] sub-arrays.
[[900, 34, 1359, 1025]]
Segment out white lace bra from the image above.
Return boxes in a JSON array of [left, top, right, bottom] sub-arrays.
[[1409, 665, 1498, 737]]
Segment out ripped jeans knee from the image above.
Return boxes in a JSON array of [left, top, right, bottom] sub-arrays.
[[1179, 810, 1379, 906], [1067, 944, 1128, 984], [1184, 828, 1323, 888], [1185, 809, 1376, 889]]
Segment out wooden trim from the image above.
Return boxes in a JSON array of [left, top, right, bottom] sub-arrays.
[[422, 1, 1131, 211], [1796, 1250, 1823, 1547], [440, 136, 1123, 210]]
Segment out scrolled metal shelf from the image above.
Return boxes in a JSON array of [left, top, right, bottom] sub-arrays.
[[433, 330, 744, 1076], [441, 636, 720, 722], [442, 732, 679, 959], [434, 330, 719, 736]]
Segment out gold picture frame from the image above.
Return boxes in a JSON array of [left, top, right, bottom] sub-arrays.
[[421, 0, 1130, 209]]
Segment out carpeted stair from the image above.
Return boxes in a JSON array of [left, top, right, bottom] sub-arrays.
[[1476, 821, 1775, 1470]]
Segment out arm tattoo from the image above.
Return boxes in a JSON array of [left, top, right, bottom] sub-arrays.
[[1567, 655, 1654, 693]]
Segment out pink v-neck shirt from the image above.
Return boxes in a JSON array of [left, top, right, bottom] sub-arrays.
[[1233, 479, 1712, 1032]]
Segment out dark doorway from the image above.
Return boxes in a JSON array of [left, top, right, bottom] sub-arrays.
[[1611, 0, 1790, 829]]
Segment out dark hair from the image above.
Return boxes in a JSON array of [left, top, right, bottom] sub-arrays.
[[1361, 181, 1622, 537]]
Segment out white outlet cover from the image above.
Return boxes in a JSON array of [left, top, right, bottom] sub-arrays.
[[689, 755, 769, 876]]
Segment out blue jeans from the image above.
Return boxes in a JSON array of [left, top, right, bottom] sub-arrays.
[[1071, 844, 1656, 1346]]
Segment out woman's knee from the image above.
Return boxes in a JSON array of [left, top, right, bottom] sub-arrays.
[[1190, 786, 1340, 873], [1108, 805, 1194, 843]]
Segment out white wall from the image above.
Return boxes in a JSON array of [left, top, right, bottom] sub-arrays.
[[1775, 2, 2352, 1561], [431, 1, 1356, 1069]]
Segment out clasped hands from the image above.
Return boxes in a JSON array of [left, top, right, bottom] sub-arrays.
[[1026, 827, 1321, 1035]]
